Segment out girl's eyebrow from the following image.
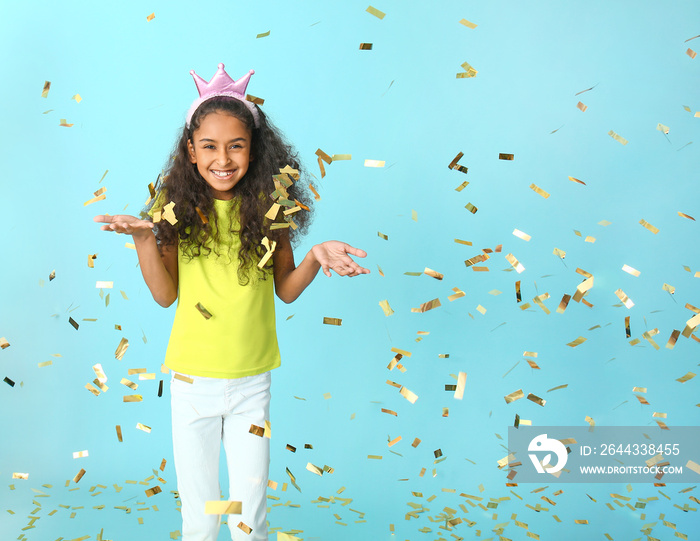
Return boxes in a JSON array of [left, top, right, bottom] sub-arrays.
[[198, 137, 248, 143]]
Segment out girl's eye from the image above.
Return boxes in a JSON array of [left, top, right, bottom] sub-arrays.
[[204, 145, 215, 150]]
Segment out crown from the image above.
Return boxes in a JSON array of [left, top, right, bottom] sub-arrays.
[[185, 63, 259, 128]]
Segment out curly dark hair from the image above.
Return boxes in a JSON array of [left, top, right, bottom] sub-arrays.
[[144, 97, 314, 284]]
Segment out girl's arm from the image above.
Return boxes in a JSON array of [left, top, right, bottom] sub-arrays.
[[93, 215, 179, 308], [273, 230, 369, 304]]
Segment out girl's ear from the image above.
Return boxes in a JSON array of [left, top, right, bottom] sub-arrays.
[[187, 140, 197, 164]]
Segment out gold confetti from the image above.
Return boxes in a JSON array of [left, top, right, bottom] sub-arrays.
[[552, 248, 566, 260], [476, 304, 486, 315], [95, 280, 113, 289], [639, 219, 659, 234], [12, 472, 28, 480], [309, 184, 321, 200], [662, 283, 675, 295], [0, 337, 9, 349], [584, 236, 596, 243], [257, 236, 277, 269], [504, 389, 524, 404], [567, 336, 586, 347], [73, 469, 86, 483], [676, 372, 696, 383], [686, 460, 700, 474], [459, 18, 477, 29], [424, 267, 443, 280], [399, 386, 418, 404], [681, 313, 700, 337], [364, 159, 385, 167], [115, 338, 129, 360], [527, 393, 546, 407], [85, 383, 100, 396], [84, 192, 106, 206], [411, 298, 441, 313], [379, 300, 394, 316], [576, 101, 588, 112], [454, 372, 467, 400], [41, 81, 51, 98], [195, 302, 213, 319], [454, 238, 472, 246], [38, 360, 52, 368], [205, 501, 242, 514], [457, 61, 478, 78], [359, 43, 373, 50], [146, 12, 155, 21], [622, 264, 640, 277], [136, 423, 152, 433], [505, 253, 525, 273], [123, 395, 143, 403], [448, 287, 465, 301], [249, 424, 265, 437], [256, 30, 270, 38], [323, 317, 342, 326], [656, 123, 670, 135], [381, 408, 397, 416], [71, 93, 82, 103], [513, 229, 531, 241], [162, 201, 177, 225], [377, 232, 388, 240], [246, 94, 264, 105], [499, 153, 514, 160], [608, 130, 628, 145], [666, 329, 680, 349], [366, 5, 385, 18], [529, 183, 550, 198], [687, 48, 697, 59], [614, 289, 634, 309], [59, 118, 73, 127]]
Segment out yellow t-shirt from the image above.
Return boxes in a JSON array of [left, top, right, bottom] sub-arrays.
[[163, 198, 281, 378]]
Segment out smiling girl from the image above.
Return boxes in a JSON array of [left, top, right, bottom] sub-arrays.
[[94, 63, 369, 541]]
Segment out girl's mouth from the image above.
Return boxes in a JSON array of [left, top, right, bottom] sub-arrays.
[[211, 170, 234, 179]]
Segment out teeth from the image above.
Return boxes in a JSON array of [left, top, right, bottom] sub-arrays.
[[212, 170, 233, 178]]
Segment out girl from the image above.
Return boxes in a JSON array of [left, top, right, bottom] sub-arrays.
[[94, 63, 369, 541]]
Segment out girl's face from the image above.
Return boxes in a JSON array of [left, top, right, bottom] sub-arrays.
[[187, 111, 252, 200]]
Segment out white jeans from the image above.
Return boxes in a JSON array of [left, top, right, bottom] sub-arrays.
[[171, 371, 271, 541]]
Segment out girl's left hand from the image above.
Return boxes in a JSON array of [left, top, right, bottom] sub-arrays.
[[312, 241, 370, 277]]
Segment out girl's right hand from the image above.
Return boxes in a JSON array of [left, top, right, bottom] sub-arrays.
[[93, 214, 154, 239]]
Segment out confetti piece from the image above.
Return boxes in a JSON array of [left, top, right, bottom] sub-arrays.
[[656, 123, 670, 134], [577, 102, 588, 112], [678, 212, 695, 220], [136, 423, 152, 433], [448, 287, 465, 301], [639, 219, 659, 234], [505, 253, 525, 273], [381, 408, 397, 416], [527, 393, 546, 407], [411, 298, 441, 313], [379, 300, 394, 316], [0, 337, 9, 349], [205, 501, 242, 514], [123, 395, 143, 402], [116, 425, 123, 442], [513, 229, 531, 242], [12, 472, 28, 480], [195, 302, 213, 319], [69, 317, 79, 330], [162, 201, 177, 225], [38, 360, 52, 368], [676, 372, 696, 383], [614, 289, 634, 309], [465, 202, 478, 214], [529, 184, 550, 198], [567, 336, 586, 347], [41, 81, 51, 98], [476, 304, 487, 315], [256, 30, 270, 38], [258, 236, 277, 269], [399, 386, 418, 404], [454, 238, 472, 246], [584, 236, 596, 243], [499, 153, 514, 160], [456, 66, 478, 79], [459, 18, 477, 29], [366, 5, 385, 19], [364, 159, 385, 167], [237, 522, 253, 534], [359, 43, 373, 50], [145, 486, 162, 497], [687, 48, 697, 59], [454, 372, 467, 400], [96, 280, 113, 289], [552, 248, 566, 260], [73, 469, 86, 483], [662, 283, 675, 295], [115, 338, 129, 360], [686, 460, 700, 474], [547, 384, 568, 392], [504, 389, 524, 404], [84, 193, 106, 206], [309, 184, 321, 201], [59, 118, 73, 127], [377, 232, 388, 240], [331, 154, 351, 161], [424, 267, 443, 280], [323, 317, 342, 326], [622, 264, 640, 277], [146, 12, 155, 21], [608, 130, 628, 145]]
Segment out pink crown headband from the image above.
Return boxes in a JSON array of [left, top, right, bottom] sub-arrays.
[[185, 63, 260, 128]]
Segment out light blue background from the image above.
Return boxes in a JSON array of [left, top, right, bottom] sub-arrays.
[[1, 0, 698, 539]]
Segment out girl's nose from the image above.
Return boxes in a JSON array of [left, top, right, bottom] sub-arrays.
[[216, 149, 230, 165]]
